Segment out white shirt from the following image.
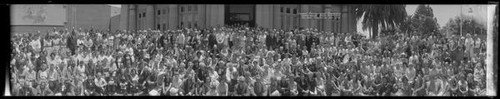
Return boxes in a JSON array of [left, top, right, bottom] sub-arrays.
[[77, 39, 84, 46], [40, 70, 48, 80], [30, 39, 41, 52]]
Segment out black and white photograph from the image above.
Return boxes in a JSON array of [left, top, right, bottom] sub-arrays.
[[6, 4, 499, 96]]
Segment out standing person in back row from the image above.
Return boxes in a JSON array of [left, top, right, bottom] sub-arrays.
[[67, 30, 77, 56]]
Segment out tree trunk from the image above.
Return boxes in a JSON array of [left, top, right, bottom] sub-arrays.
[[372, 22, 379, 39]]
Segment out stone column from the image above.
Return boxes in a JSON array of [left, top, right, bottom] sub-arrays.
[[274, 5, 282, 30], [217, 4, 225, 27], [269, 5, 275, 29], [300, 5, 309, 29], [198, 4, 206, 28], [128, 4, 137, 32], [146, 5, 155, 30], [324, 5, 332, 32], [169, 4, 178, 29], [256, 5, 264, 28], [206, 5, 212, 27], [120, 5, 129, 31]]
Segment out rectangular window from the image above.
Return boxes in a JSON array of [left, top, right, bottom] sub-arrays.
[[293, 9, 297, 14], [181, 6, 184, 12], [280, 7, 283, 13], [138, 13, 141, 18], [143, 13, 146, 17], [157, 24, 161, 30], [286, 8, 290, 13], [158, 10, 161, 15]]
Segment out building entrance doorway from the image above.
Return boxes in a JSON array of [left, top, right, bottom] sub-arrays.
[[225, 5, 256, 27]]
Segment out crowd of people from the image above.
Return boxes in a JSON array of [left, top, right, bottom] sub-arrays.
[[10, 26, 487, 96]]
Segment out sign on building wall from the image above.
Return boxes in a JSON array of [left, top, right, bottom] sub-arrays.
[[299, 12, 341, 21], [11, 4, 67, 26]]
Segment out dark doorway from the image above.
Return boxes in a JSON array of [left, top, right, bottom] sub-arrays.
[[225, 5, 256, 27]]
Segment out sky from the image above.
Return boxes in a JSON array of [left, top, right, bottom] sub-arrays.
[[109, 4, 121, 8]]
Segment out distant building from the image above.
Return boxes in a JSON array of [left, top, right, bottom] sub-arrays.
[[120, 4, 357, 33], [11, 4, 112, 34]]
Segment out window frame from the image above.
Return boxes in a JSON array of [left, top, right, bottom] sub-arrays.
[[181, 6, 184, 12]]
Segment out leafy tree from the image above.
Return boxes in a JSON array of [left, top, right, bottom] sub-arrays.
[[408, 5, 440, 36], [399, 15, 414, 34], [441, 15, 486, 37], [353, 5, 407, 38]]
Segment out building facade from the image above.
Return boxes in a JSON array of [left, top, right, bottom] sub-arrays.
[[120, 4, 357, 33], [11, 4, 112, 34]]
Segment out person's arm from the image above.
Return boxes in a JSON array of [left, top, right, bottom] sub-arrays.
[[94, 78, 101, 88]]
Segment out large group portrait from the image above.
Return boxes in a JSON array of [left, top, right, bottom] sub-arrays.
[[5, 2, 499, 97]]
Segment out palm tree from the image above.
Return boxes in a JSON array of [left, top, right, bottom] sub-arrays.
[[353, 5, 407, 38]]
